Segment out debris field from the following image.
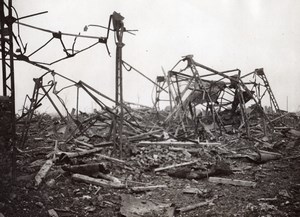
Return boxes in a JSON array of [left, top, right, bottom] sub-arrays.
[[0, 3, 300, 217]]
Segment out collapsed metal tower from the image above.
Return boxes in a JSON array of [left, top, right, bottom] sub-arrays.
[[1, 0, 137, 182], [154, 55, 281, 139]]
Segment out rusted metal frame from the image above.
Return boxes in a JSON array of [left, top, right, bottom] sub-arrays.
[[218, 90, 226, 112], [77, 83, 119, 132], [112, 12, 125, 157], [122, 60, 166, 93], [153, 79, 166, 109], [168, 73, 179, 107], [164, 75, 195, 123], [240, 70, 256, 79], [17, 79, 52, 122], [40, 84, 66, 121], [190, 62, 225, 134], [236, 72, 250, 137], [17, 21, 106, 41], [223, 88, 235, 96], [77, 84, 142, 132], [161, 68, 172, 111], [65, 117, 98, 143], [259, 88, 268, 103], [76, 84, 79, 120], [193, 58, 271, 124], [28, 37, 54, 58], [257, 72, 280, 113], [50, 41, 100, 65], [19, 78, 49, 147], [175, 73, 183, 106], [79, 81, 115, 103]]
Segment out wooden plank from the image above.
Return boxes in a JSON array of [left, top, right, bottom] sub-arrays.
[[95, 153, 125, 164], [154, 160, 199, 172], [139, 141, 197, 146], [74, 139, 94, 148], [35, 159, 53, 186], [72, 173, 125, 189], [208, 177, 256, 187], [61, 147, 103, 158], [131, 185, 167, 192]]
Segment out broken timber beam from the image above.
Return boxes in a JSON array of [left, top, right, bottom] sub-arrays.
[[208, 177, 256, 187], [154, 159, 199, 172], [72, 173, 125, 189], [95, 153, 125, 164], [138, 141, 197, 146], [94, 141, 114, 147], [35, 159, 53, 186], [131, 185, 168, 192], [74, 139, 94, 149], [60, 147, 103, 158], [128, 129, 162, 141], [177, 197, 216, 212]]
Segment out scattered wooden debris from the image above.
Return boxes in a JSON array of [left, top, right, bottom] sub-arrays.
[[208, 177, 257, 187], [95, 153, 125, 164], [139, 141, 197, 146], [131, 185, 168, 192], [177, 196, 217, 212], [120, 194, 175, 217], [154, 159, 200, 172], [59, 147, 103, 158], [182, 187, 206, 195], [35, 159, 53, 186], [72, 173, 125, 189], [74, 139, 94, 149]]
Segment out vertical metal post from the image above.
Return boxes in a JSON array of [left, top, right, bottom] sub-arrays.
[[113, 12, 125, 157], [0, 0, 16, 182]]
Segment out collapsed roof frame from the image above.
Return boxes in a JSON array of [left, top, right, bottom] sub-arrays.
[[154, 55, 280, 139]]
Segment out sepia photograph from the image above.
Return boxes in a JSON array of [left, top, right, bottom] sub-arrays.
[[1, 0, 299, 216]]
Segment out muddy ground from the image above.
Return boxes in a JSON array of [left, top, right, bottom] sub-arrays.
[[0, 121, 300, 217]]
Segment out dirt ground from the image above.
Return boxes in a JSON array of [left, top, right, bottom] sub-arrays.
[[0, 122, 300, 217]]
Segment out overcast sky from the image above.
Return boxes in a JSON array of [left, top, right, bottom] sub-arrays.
[[11, 0, 300, 113]]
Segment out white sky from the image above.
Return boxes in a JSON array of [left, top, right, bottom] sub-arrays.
[[11, 0, 300, 113]]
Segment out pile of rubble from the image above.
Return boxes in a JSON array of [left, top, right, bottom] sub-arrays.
[[1, 55, 300, 216], [4, 97, 298, 216]]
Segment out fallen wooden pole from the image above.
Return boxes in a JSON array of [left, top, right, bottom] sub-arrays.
[[139, 141, 197, 146], [208, 177, 256, 187], [128, 129, 162, 141], [95, 153, 125, 164], [94, 141, 113, 147], [154, 159, 199, 172], [131, 185, 167, 192], [35, 159, 53, 186], [60, 147, 103, 158], [72, 173, 125, 189], [74, 139, 94, 149], [169, 147, 202, 153], [62, 163, 108, 175], [177, 197, 216, 212], [198, 142, 221, 146]]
